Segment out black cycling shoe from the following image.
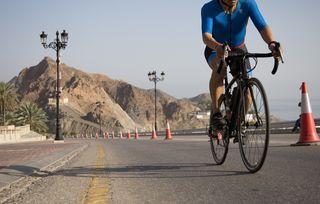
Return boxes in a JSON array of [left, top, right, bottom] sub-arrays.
[[210, 112, 227, 129], [233, 137, 239, 143]]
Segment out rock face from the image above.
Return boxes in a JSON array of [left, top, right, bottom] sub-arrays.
[[12, 57, 207, 135]]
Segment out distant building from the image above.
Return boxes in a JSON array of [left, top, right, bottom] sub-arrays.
[[196, 111, 210, 119], [48, 97, 69, 105]]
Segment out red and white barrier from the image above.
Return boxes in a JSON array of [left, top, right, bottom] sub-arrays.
[[127, 130, 131, 139], [151, 126, 157, 140], [292, 82, 320, 146], [165, 120, 172, 140]]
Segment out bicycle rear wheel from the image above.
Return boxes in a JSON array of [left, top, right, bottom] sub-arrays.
[[237, 78, 269, 173], [209, 104, 229, 165]]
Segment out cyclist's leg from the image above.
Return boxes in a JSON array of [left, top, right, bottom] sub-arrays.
[[228, 46, 253, 115], [245, 90, 252, 114], [243, 49, 253, 115], [209, 56, 227, 127], [292, 118, 299, 132], [209, 62, 225, 113]]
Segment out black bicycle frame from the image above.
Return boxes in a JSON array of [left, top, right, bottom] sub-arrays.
[[222, 57, 250, 135]]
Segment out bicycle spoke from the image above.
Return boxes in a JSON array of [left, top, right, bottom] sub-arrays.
[[238, 78, 269, 173]]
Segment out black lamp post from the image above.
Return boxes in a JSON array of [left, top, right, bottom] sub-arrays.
[[95, 101, 105, 137], [147, 71, 165, 132], [40, 30, 68, 141]]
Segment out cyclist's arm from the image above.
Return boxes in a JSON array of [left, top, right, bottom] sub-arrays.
[[202, 33, 228, 59], [248, 0, 283, 56], [201, 4, 221, 51], [202, 32, 221, 51], [260, 26, 284, 59], [248, 0, 275, 44], [248, 0, 267, 30], [259, 26, 275, 45]]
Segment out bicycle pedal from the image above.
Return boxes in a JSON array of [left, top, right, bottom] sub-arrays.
[[211, 130, 224, 140], [208, 127, 222, 134]]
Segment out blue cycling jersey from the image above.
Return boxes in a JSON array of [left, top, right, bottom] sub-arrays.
[[201, 0, 267, 48]]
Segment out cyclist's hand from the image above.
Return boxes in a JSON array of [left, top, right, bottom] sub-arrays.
[[217, 44, 231, 58], [269, 41, 284, 63]]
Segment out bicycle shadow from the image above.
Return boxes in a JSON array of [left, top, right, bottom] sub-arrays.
[[50, 162, 249, 179], [0, 165, 50, 178]]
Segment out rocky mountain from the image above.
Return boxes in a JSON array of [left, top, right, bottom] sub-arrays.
[[189, 93, 211, 111], [12, 57, 207, 135], [189, 93, 211, 103]]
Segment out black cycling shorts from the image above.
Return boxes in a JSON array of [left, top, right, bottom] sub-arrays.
[[204, 45, 251, 76]]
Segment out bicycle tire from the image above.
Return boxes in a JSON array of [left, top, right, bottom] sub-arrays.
[[209, 103, 229, 165], [237, 78, 269, 173]]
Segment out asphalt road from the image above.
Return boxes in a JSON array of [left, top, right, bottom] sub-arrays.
[[1, 134, 320, 204], [104, 135, 320, 204]]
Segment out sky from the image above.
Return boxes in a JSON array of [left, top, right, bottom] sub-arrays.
[[0, 0, 319, 120]]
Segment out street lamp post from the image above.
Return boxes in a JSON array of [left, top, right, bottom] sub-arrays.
[[40, 30, 68, 141], [95, 101, 105, 137], [147, 71, 165, 132]]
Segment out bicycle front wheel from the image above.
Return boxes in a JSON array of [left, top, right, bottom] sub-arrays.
[[237, 78, 269, 173]]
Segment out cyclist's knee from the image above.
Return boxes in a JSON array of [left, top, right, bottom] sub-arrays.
[[210, 58, 226, 78], [209, 57, 219, 69]]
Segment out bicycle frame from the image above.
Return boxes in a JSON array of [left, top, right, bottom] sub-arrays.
[[221, 48, 279, 136], [220, 56, 250, 137]]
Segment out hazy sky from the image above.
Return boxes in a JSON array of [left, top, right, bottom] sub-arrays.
[[1, 0, 319, 119]]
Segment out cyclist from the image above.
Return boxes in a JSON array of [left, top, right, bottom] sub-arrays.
[[292, 102, 301, 132], [201, 0, 283, 127]]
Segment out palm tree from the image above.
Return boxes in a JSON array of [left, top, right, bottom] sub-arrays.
[[12, 102, 48, 133], [0, 82, 18, 125]]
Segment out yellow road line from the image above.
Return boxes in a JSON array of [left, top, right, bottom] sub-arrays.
[[82, 144, 109, 204]]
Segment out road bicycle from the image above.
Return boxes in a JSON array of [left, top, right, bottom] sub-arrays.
[[208, 42, 283, 173]]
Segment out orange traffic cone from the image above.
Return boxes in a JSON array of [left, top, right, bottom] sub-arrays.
[[135, 127, 139, 139], [151, 126, 157, 140], [165, 120, 172, 140], [127, 130, 131, 139], [292, 82, 320, 146]]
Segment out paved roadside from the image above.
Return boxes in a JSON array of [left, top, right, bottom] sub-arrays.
[[269, 133, 300, 145], [0, 139, 88, 192], [1, 140, 108, 204]]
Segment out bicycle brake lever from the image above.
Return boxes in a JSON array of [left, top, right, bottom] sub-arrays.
[[279, 50, 284, 64], [276, 42, 284, 64], [273, 42, 284, 63], [271, 42, 283, 75]]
